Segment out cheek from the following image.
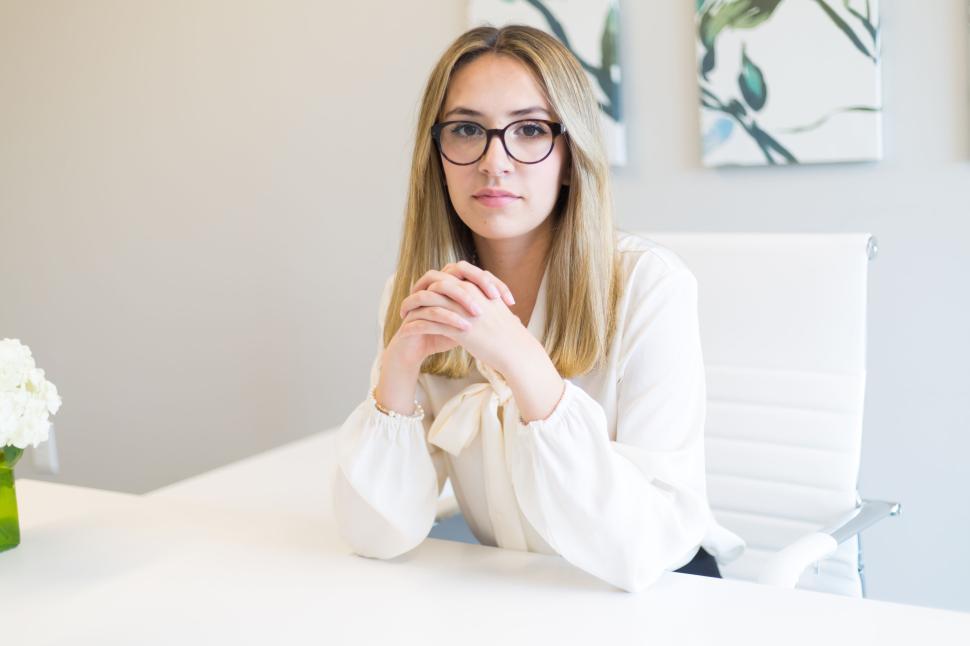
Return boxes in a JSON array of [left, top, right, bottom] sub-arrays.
[[534, 158, 567, 199], [442, 163, 472, 193], [539, 147, 567, 186]]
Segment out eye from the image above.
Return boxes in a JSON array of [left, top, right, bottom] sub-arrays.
[[514, 121, 550, 137], [449, 122, 484, 138]]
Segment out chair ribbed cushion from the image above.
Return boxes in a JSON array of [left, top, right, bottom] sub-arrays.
[[705, 365, 864, 594], [641, 232, 872, 596]]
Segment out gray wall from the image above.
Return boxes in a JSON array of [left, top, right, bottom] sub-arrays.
[[1, 0, 967, 614]]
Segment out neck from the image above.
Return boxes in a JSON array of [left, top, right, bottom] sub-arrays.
[[473, 220, 552, 327]]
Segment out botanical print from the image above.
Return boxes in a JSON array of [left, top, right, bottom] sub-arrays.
[[468, 0, 625, 166], [696, 0, 882, 166]]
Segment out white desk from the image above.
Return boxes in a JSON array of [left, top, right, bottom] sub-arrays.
[[5, 430, 969, 645]]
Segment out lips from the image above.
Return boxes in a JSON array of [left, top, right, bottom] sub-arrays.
[[472, 189, 521, 208], [473, 193, 520, 208], [473, 189, 520, 198]]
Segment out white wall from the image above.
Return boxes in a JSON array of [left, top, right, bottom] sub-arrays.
[[1, 0, 967, 614]]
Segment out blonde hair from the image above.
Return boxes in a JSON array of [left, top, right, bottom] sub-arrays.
[[384, 24, 622, 379]]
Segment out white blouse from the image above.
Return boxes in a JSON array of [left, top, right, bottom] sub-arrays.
[[332, 231, 746, 592]]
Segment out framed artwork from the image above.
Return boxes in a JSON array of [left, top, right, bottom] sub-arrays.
[[468, 0, 626, 166], [695, 0, 882, 166]]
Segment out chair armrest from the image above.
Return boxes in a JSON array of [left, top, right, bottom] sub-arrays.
[[823, 498, 901, 544], [757, 498, 902, 588]]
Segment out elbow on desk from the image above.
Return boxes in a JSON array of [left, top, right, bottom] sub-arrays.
[[608, 561, 664, 593], [331, 467, 431, 560], [609, 537, 712, 592], [566, 539, 675, 593]]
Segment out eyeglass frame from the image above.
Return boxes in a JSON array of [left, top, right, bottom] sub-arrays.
[[430, 118, 567, 166]]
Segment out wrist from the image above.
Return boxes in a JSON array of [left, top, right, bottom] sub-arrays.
[[503, 341, 564, 424], [376, 347, 422, 416], [495, 329, 545, 383], [382, 344, 422, 379]]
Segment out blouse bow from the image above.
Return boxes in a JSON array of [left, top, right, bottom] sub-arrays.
[[427, 358, 530, 551]]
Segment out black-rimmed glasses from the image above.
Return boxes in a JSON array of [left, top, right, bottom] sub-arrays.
[[430, 119, 567, 165]]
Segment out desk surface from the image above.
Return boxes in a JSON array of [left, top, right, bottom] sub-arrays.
[[5, 431, 969, 645]]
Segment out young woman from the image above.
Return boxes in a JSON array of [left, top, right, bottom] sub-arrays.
[[332, 25, 745, 592]]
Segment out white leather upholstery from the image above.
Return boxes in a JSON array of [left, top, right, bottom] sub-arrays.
[[641, 232, 872, 596]]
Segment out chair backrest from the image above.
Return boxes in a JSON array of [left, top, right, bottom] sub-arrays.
[[638, 231, 872, 596]]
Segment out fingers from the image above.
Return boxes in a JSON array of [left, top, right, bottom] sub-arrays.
[[410, 270, 457, 297], [443, 261, 516, 306], [411, 263, 515, 306], [400, 290, 475, 320], [424, 280, 486, 319], [399, 306, 469, 336], [397, 318, 455, 340]]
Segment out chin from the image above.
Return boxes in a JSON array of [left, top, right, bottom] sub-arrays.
[[470, 225, 539, 241]]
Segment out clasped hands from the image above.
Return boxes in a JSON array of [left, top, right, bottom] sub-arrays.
[[391, 260, 535, 378]]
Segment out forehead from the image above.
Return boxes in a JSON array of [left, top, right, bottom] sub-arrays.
[[442, 53, 553, 119]]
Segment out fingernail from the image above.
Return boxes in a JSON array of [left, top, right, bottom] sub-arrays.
[[472, 304, 482, 316], [508, 294, 516, 305], [489, 284, 500, 299]]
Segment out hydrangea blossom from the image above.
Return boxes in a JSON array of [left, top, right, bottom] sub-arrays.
[[0, 338, 62, 449]]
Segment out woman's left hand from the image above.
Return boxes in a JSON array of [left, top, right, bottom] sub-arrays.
[[400, 273, 535, 376]]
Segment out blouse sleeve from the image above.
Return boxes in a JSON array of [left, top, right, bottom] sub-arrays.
[[505, 256, 717, 592], [332, 274, 449, 559]]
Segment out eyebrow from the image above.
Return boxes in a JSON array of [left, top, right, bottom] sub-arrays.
[[443, 106, 551, 119]]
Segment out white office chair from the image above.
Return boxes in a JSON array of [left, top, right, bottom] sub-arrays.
[[644, 232, 899, 596], [432, 232, 900, 597]]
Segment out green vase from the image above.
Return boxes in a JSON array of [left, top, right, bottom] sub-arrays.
[[0, 445, 24, 552]]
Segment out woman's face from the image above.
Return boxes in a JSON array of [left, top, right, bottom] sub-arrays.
[[438, 53, 570, 245]]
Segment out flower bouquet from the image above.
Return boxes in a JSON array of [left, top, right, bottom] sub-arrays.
[[1, 338, 62, 552]]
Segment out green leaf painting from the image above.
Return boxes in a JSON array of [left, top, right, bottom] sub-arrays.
[[469, 0, 626, 165], [696, 0, 883, 166], [698, 0, 783, 81], [738, 45, 767, 111]]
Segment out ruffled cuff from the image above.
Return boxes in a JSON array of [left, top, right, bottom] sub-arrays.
[[367, 385, 425, 422], [516, 379, 578, 432], [344, 394, 426, 451]]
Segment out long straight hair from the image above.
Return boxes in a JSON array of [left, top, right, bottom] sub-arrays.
[[384, 25, 622, 379]]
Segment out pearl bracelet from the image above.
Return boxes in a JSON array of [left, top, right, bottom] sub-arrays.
[[369, 386, 424, 421]]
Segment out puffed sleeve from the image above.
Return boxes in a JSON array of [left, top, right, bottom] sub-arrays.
[[506, 255, 725, 592], [332, 274, 449, 559]]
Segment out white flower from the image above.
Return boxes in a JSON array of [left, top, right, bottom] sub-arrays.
[[0, 338, 35, 392], [0, 338, 62, 449], [26, 367, 62, 415], [0, 394, 22, 435]]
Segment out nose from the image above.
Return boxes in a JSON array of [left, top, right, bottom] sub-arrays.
[[478, 133, 514, 176]]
